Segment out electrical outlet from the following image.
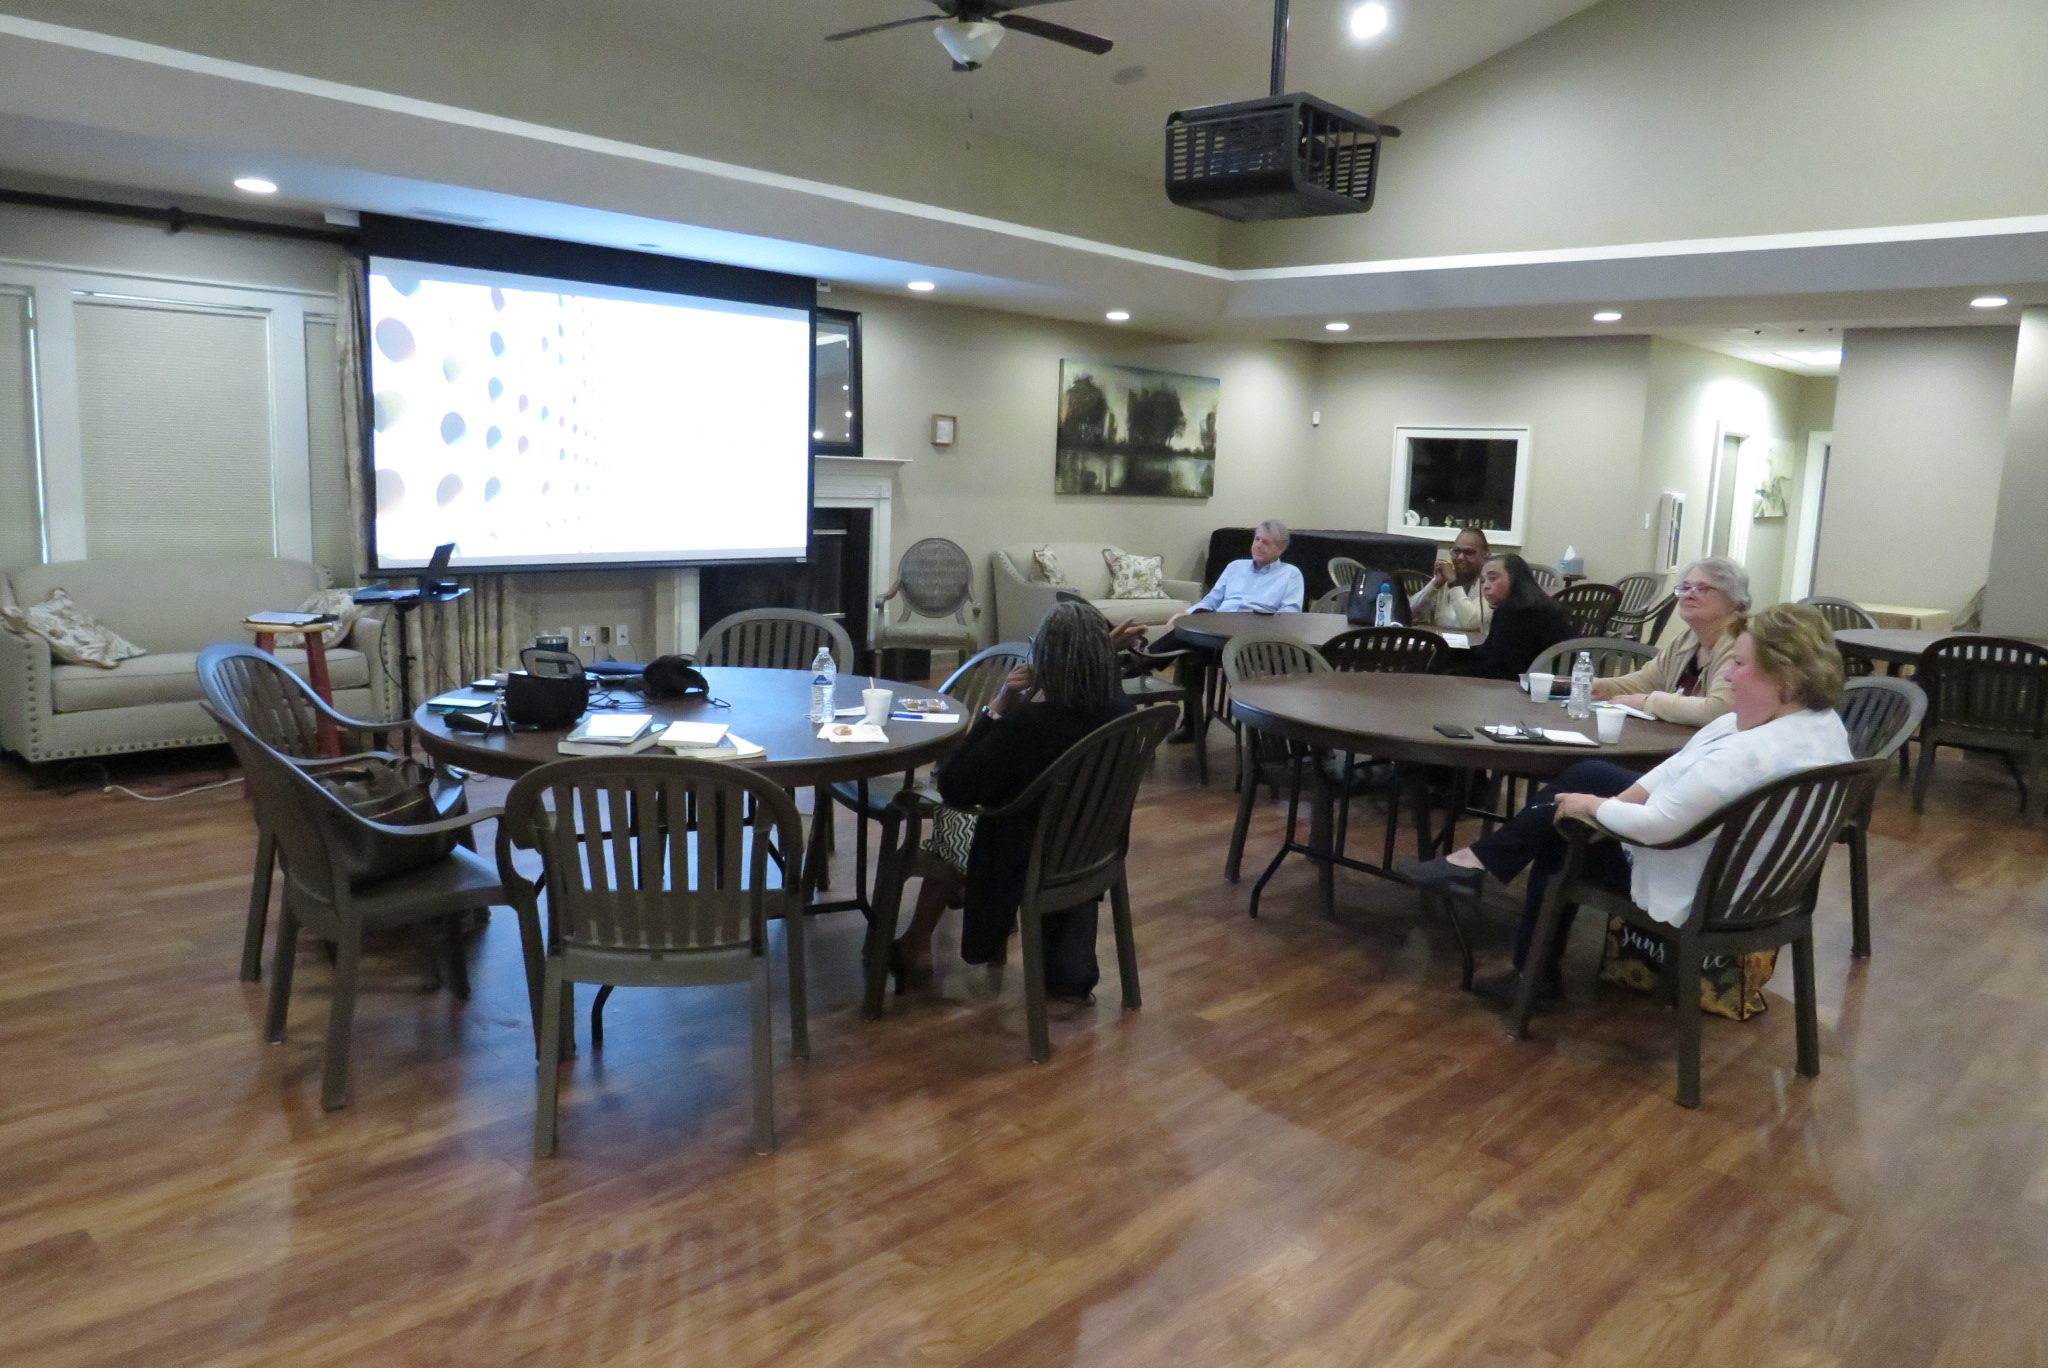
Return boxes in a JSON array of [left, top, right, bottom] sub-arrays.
[[575, 624, 599, 660], [611, 622, 632, 659]]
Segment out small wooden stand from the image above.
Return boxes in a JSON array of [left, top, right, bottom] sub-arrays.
[[246, 619, 338, 757]]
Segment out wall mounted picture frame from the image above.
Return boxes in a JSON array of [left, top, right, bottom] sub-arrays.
[[930, 414, 957, 447], [1657, 492, 1687, 572], [1055, 358, 1218, 499], [1386, 426, 1531, 544]]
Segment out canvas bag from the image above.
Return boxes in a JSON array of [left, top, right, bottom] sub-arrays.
[[1597, 915, 1779, 1021], [312, 756, 463, 886], [1343, 570, 1411, 627]]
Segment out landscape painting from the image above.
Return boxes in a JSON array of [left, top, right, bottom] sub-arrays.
[[1056, 359, 1219, 498]]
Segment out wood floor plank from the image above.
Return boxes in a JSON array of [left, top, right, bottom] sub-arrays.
[[1, 742, 2045, 1365]]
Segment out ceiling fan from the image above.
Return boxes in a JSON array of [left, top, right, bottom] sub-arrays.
[[825, 0, 1113, 72]]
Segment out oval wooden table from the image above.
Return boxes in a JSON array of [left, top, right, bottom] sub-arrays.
[[1832, 627, 2048, 670], [1166, 612, 1482, 785], [416, 667, 968, 1020], [1228, 672, 1696, 976]]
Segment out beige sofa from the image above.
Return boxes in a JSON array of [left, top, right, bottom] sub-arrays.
[[991, 542, 1203, 642], [0, 557, 391, 768]]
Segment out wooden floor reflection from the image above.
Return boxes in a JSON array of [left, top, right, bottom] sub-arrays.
[[1, 740, 2044, 1367]]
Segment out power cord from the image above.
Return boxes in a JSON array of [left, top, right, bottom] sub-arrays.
[[48, 758, 244, 801]]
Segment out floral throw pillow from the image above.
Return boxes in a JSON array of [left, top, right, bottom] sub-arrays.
[[297, 588, 367, 649], [1032, 546, 1067, 586], [1103, 549, 1168, 600], [0, 589, 148, 669]]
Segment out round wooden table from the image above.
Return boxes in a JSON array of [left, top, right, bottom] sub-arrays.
[[1227, 672, 1696, 938], [1832, 628, 1953, 668], [414, 667, 965, 785]]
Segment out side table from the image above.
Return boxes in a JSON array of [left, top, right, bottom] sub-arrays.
[[245, 618, 339, 756]]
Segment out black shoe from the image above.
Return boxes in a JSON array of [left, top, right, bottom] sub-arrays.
[[1165, 725, 1197, 745], [1394, 856, 1485, 899], [1471, 967, 1565, 1008]]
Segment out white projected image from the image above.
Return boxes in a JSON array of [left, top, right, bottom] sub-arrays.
[[367, 258, 812, 568]]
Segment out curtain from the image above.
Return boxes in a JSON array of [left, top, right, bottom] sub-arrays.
[[339, 261, 529, 715]]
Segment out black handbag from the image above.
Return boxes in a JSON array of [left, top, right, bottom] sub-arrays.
[[312, 756, 462, 885], [1343, 569, 1412, 626]]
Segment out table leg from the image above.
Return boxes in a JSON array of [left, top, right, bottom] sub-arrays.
[[1306, 747, 1336, 919], [303, 634, 339, 757]]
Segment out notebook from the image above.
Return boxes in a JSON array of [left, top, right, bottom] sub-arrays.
[[557, 731, 661, 757], [656, 721, 731, 749]]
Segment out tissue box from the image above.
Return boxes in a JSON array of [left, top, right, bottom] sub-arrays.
[[1559, 552, 1585, 577]]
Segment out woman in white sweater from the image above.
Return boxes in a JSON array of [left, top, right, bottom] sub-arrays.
[[1400, 602, 1853, 1002]]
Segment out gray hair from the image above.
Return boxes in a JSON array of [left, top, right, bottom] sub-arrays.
[[1031, 599, 1120, 710], [1684, 556, 1752, 612], [1255, 519, 1292, 549]]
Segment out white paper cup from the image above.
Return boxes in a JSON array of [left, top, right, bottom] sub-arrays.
[[1527, 672, 1554, 701], [1595, 707, 1625, 744], [862, 687, 893, 726]]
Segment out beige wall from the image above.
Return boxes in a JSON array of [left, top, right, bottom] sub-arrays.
[[0, 200, 345, 294], [1307, 336, 1652, 581], [1229, 0, 2048, 268], [857, 289, 1319, 594], [1819, 327, 2019, 616], [1636, 339, 1827, 608]]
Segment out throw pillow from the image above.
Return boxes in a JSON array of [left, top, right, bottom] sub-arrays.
[[296, 587, 367, 649], [1103, 550, 1168, 600], [0, 589, 147, 669], [1032, 546, 1067, 586]]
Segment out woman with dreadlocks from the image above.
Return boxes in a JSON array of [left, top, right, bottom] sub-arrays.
[[891, 599, 1139, 1000]]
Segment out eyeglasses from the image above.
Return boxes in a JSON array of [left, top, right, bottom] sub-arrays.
[[1675, 581, 1722, 597]]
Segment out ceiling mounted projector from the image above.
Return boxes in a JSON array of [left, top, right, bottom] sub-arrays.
[[935, 20, 1004, 69], [825, 0, 1113, 72], [1165, 0, 1401, 221]]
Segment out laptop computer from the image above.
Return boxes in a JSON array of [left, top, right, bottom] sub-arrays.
[[417, 542, 457, 595]]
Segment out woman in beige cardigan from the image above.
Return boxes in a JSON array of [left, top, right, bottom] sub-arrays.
[[1591, 556, 1748, 726]]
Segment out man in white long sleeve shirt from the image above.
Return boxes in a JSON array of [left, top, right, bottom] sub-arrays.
[[1398, 604, 1853, 1002], [1407, 527, 1493, 632]]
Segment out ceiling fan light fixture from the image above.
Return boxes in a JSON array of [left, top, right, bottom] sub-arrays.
[[935, 21, 1005, 69]]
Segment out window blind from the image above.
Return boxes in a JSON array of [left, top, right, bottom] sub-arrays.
[[74, 300, 274, 559], [303, 317, 354, 580], [0, 292, 38, 572]]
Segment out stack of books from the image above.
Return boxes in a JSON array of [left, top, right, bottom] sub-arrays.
[[656, 722, 766, 761]]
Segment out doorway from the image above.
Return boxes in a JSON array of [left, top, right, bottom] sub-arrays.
[[1705, 428, 1750, 561], [1787, 432, 1832, 601]]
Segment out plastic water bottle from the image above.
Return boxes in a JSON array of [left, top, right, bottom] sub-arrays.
[[808, 645, 835, 723], [1374, 581, 1395, 626], [1567, 650, 1595, 720]]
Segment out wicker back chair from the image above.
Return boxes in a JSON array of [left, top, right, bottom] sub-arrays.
[[197, 643, 448, 982], [1528, 636, 1659, 680], [206, 702, 504, 1111], [1320, 626, 1441, 676], [1802, 595, 1878, 676], [1615, 572, 1666, 618], [1527, 563, 1563, 595], [872, 707, 1174, 1058], [1514, 760, 1879, 1107], [1220, 635, 1332, 884], [1610, 588, 1675, 643], [1912, 636, 2048, 815], [1551, 582, 1624, 637], [497, 756, 806, 1155], [873, 537, 981, 673], [1309, 585, 1350, 614], [1835, 678, 1927, 957], [1393, 568, 1432, 604], [1326, 556, 1367, 592], [697, 608, 854, 672]]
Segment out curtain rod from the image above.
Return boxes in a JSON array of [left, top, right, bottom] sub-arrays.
[[0, 186, 358, 246]]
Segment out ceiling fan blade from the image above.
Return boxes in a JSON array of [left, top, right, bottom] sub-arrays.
[[825, 14, 944, 42], [994, 12, 1113, 54]]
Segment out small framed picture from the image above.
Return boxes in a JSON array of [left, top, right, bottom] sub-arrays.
[[930, 414, 957, 447]]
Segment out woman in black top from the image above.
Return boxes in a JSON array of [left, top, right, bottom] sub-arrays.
[[892, 601, 1139, 999], [1455, 554, 1575, 681]]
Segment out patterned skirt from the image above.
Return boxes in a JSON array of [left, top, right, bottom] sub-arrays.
[[921, 805, 979, 877]]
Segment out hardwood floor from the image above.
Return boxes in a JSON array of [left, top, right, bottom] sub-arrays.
[[2, 740, 2045, 1366]]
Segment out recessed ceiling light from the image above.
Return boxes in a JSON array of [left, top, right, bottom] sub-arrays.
[[1592, 311, 1623, 323], [1325, 321, 1351, 332], [233, 177, 278, 195], [1774, 348, 1842, 367], [1971, 295, 2010, 309], [906, 281, 936, 293], [1105, 310, 1131, 322], [1349, 3, 1390, 41]]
